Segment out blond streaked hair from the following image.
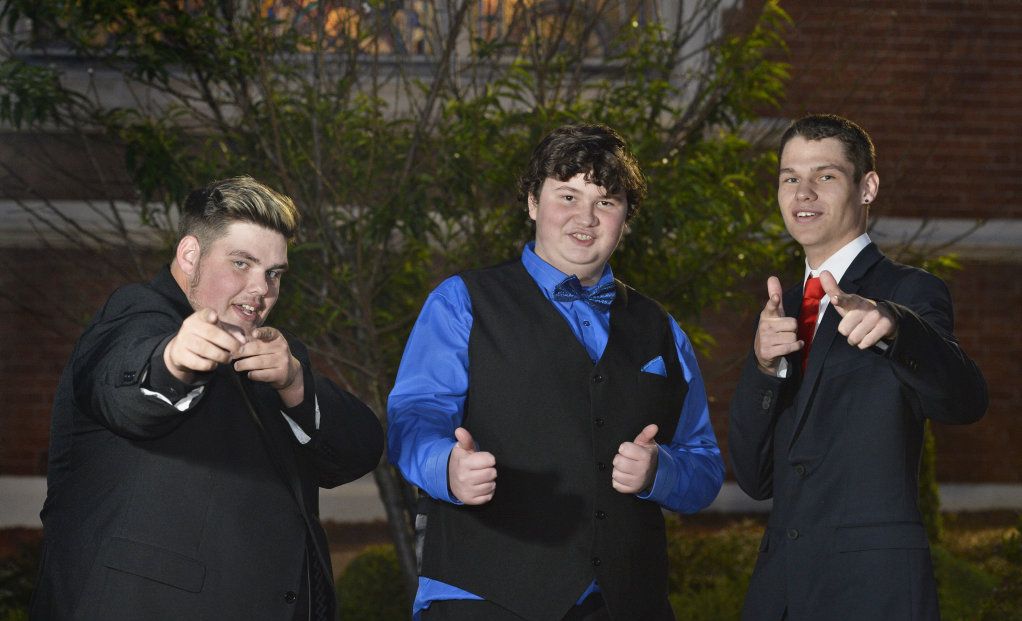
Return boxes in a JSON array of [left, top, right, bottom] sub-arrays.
[[179, 176, 300, 249]]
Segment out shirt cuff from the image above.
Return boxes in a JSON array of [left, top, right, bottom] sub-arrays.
[[142, 336, 209, 410], [423, 438, 461, 505], [636, 445, 688, 505]]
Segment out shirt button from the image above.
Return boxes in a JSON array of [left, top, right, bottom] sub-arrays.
[[794, 464, 806, 477], [787, 529, 799, 540], [591, 557, 602, 566], [592, 374, 604, 383], [284, 591, 297, 604], [597, 462, 607, 471], [595, 510, 607, 520], [594, 418, 605, 427], [583, 320, 591, 327]]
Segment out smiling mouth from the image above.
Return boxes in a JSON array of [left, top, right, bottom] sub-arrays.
[[795, 211, 821, 220], [233, 303, 260, 320], [571, 232, 594, 241]]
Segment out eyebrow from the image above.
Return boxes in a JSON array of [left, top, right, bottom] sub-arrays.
[[778, 163, 847, 175], [228, 249, 288, 271]]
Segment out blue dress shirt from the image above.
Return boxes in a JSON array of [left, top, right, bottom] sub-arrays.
[[387, 243, 724, 617]]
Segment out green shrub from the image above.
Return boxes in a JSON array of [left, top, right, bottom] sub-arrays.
[[933, 544, 999, 620], [0, 536, 40, 620], [666, 517, 760, 620], [336, 544, 409, 621], [979, 515, 1022, 620]]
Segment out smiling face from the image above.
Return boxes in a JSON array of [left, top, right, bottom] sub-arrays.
[[529, 173, 628, 285], [179, 221, 289, 334], [778, 136, 879, 268]]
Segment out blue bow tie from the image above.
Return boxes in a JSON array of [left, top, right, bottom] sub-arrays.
[[553, 276, 616, 311]]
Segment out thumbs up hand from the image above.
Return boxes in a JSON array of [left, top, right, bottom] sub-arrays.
[[612, 424, 660, 494], [819, 271, 897, 349], [754, 276, 802, 374], [448, 427, 497, 505]]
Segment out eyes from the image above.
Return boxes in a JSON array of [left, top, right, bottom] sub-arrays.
[[232, 260, 283, 282], [558, 193, 622, 209], [781, 173, 837, 184]]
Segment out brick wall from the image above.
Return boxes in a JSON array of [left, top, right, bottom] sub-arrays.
[[751, 0, 1022, 220], [0, 248, 157, 475]]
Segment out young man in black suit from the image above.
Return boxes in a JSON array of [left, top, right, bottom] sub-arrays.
[[31, 176, 383, 620], [729, 114, 988, 620]]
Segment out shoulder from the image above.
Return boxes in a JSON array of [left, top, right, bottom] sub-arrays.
[[869, 256, 949, 299]]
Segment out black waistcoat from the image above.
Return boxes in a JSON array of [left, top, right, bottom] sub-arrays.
[[421, 260, 688, 621]]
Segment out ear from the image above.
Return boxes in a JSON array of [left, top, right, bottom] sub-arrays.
[[175, 235, 201, 276], [527, 194, 539, 222], [861, 171, 879, 205]]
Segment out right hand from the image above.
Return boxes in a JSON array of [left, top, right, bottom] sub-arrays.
[[754, 277, 802, 374], [448, 427, 497, 505], [164, 309, 247, 383]]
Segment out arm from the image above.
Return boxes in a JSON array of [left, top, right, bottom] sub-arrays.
[[821, 269, 988, 425], [637, 317, 725, 513], [73, 288, 228, 439], [728, 353, 788, 500], [386, 276, 474, 504]]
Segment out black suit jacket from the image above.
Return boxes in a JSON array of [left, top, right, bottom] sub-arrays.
[[729, 244, 987, 621], [31, 267, 383, 620]]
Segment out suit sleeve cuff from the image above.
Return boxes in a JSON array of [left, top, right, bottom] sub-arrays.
[[144, 335, 210, 403]]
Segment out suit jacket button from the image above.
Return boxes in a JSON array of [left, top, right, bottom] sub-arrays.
[[594, 417, 605, 427], [794, 464, 806, 477], [595, 510, 607, 520], [787, 529, 799, 540], [597, 462, 607, 471], [284, 590, 297, 604], [592, 374, 605, 383], [591, 557, 602, 566]]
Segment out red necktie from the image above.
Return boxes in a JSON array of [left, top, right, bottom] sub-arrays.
[[798, 276, 825, 372]]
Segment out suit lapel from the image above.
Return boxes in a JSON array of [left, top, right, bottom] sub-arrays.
[[788, 244, 884, 449]]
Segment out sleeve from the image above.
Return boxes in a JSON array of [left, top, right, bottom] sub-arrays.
[[295, 368, 384, 489], [386, 276, 473, 504], [638, 316, 725, 513], [880, 270, 988, 425], [727, 351, 789, 501], [73, 288, 209, 440]]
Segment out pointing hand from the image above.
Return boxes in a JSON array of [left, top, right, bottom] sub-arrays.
[[754, 277, 802, 374], [820, 271, 897, 349]]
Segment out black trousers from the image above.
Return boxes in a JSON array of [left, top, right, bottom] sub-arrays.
[[421, 592, 611, 621]]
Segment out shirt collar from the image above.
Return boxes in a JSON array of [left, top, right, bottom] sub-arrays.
[[521, 241, 614, 297], [804, 233, 871, 285]]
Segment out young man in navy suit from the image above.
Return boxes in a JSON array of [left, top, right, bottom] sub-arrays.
[[729, 114, 988, 620], [388, 123, 724, 621], [32, 176, 383, 620]]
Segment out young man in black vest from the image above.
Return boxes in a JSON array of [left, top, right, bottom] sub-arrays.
[[388, 123, 724, 621]]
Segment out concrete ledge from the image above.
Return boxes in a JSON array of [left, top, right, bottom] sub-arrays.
[[4, 477, 1020, 528]]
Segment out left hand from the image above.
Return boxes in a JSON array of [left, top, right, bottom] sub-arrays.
[[612, 424, 659, 494], [234, 326, 304, 407], [820, 271, 898, 349]]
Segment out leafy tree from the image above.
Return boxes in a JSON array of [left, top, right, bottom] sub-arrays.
[[1, 0, 793, 595]]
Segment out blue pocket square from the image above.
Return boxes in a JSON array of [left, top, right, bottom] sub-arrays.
[[641, 356, 667, 377]]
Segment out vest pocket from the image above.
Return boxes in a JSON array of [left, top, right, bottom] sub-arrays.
[[100, 536, 206, 592]]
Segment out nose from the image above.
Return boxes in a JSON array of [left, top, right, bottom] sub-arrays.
[[248, 273, 269, 296], [574, 202, 599, 226], [796, 181, 817, 201]]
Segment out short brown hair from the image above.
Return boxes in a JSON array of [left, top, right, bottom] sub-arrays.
[[778, 114, 877, 182], [518, 123, 647, 219]]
